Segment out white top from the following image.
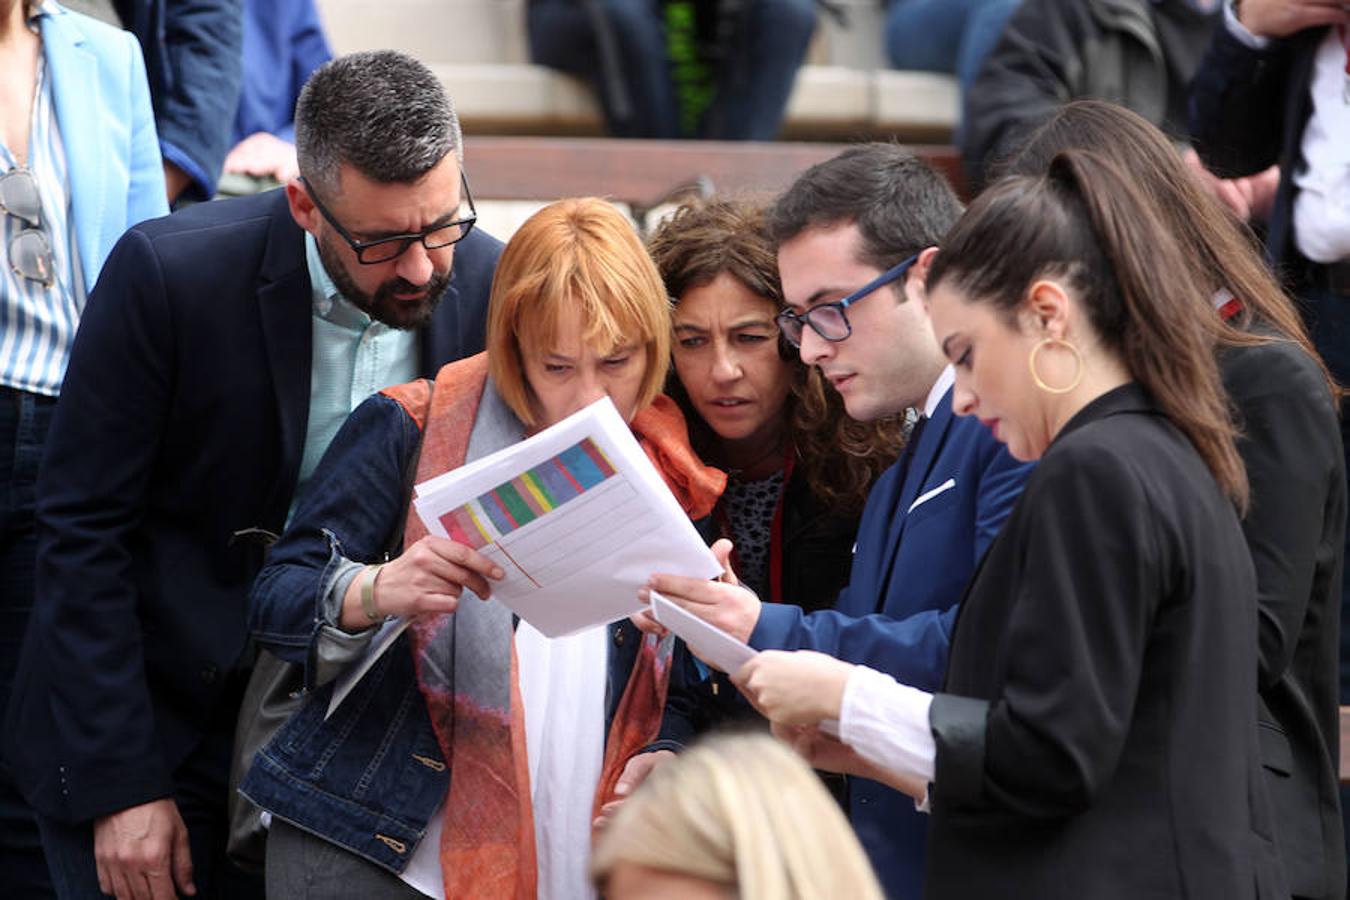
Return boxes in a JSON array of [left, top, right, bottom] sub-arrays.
[[399, 623, 608, 899], [839, 665, 937, 812], [1292, 27, 1350, 264], [925, 365, 956, 418]]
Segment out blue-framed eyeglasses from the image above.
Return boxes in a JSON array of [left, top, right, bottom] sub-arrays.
[[301, 171, 477, 265], [775, 254, 919, 348]]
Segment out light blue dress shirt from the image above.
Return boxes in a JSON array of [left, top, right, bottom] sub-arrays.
[[293, 233, 419, 514]]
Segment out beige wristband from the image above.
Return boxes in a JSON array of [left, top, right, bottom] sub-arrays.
[[359, 563, 386, 623]]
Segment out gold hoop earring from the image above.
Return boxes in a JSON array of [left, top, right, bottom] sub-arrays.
[[1028, 338, 1084, 394]]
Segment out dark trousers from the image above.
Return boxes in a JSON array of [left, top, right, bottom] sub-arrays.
[[0, 386, 57, 898], [35, 671, 263, 900], [527, 0, 817, 140]]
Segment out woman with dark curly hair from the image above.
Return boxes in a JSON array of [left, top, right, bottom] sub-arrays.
[[648, 198, 904, 613]]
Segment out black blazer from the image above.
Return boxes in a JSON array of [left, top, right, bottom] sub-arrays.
[[1189, 22, 1324, 279], [926, 384, 1286, 899], [1223, 338, 1346, 900], [2, 189, 502, 823]]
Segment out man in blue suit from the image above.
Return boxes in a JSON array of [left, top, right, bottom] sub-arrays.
[[3, 51, 502, 900], [654, 145, 1031, 898]]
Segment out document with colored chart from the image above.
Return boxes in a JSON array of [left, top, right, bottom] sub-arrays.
[[411, 397, 722, 637]]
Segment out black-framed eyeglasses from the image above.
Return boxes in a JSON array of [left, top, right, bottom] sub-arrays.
[[775, 253, 919, 348], [301, 170, 478, 264], [1, 167, 55, 288]]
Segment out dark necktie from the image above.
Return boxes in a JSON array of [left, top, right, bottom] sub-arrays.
[[898, 414, 929, 489]]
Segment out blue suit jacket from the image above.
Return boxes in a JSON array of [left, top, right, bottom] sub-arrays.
[[42, 3, 168, 290], [750, 388, 1032, 899], [3, 189, 502, 824]]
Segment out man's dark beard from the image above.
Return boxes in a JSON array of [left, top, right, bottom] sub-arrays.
[[317, 233, 452, 330]]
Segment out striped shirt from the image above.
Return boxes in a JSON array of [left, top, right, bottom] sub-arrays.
[[0, 3, 87, 397]]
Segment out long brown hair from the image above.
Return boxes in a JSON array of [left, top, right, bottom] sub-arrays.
[[648, 199, 902, 513], [999, 99, 1337, 399], [929, 150, 1249, 511]]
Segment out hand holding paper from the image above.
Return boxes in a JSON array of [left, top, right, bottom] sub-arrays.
[[733, 650, 855, 727], [645, 538, 762, 643], [648, 590, 757, 675], [412, 398, 721, 637]]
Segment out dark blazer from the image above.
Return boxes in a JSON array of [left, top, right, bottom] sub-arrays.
[[749, 387, 1032, 900], [927, 384, 1286, 900], [2, 188, 502, 824], [1223, 338, 1346, 900], [1188, 21, 1324, 278], [114, 0, 244, 200]]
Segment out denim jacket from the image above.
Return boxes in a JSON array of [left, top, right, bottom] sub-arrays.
[[240, 383, 652, 873]]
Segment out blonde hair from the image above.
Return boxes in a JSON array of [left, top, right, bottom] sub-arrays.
[[487, 198, 672, 427], [591, 733, 884, 899]]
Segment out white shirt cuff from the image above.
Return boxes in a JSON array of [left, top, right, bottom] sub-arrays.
[[1224, 1, 1271, 50], [840, 665, 937, 810]]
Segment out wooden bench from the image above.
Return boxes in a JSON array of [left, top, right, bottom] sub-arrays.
[[464, 135, 965, 210], [462, 136, 965, 238]]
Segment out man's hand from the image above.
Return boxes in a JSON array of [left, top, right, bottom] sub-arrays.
[[223, 132, 300, 183], [733, 650, 853, 726], [642, 539, 760, 643], [593, 750, 675, 829], [1236, 0, 1349, 38], [1183, 150, 1279, 223], [94, 799, 196, 900]]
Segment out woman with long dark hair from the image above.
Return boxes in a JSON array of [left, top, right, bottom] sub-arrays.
[[735, 150, 1287, 898]]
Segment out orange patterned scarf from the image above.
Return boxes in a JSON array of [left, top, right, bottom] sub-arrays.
[[382, 354, 723, 898]]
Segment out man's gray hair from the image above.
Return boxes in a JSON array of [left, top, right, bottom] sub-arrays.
[[295, 50, 463, 196]]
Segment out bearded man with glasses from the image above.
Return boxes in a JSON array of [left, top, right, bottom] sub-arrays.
[[4, 49, 502, 900], [640, 144, 1032, 900]]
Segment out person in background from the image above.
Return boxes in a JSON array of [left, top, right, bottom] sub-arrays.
[[4, 50, 501, 900], [0, 2, 166, 896], [117, 0, 244, 202], [737, 148, 1287, 899], [1190, 10, 1350, 878], [1005, 99, 1345, 900], [222, 0, 332, 189], [884, 0, 1021, 131], [241, 197, 723, 899], [962, 0, 1222, 189], [526, 0, 816, 139], [591, 732, 885, 900]]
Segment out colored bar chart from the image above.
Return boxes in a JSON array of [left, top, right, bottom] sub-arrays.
[[440, 437, 617, 550]]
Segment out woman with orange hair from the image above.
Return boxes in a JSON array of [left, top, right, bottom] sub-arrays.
[[240, 198, 723, 899]]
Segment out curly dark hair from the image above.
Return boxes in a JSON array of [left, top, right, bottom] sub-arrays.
[[648, 198, 903, 514]]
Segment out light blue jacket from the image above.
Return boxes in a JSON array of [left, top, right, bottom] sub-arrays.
[[42, 3, 167, 292]]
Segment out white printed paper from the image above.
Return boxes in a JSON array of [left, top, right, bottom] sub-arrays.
[[413, 397, 721, 637], [648, 590, 757, 675]]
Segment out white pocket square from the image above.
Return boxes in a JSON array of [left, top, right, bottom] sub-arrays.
[[907, 477, 956, 514]]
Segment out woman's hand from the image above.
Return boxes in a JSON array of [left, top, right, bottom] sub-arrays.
[[339, 535, 504, 631], [733, 650, 854, 726], [772, 722, 928, 802], [634, 539, 761, 641]]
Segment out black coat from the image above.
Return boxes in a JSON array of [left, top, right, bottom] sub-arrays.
[[925, 384, 1286, 899], [1223, 338, 1346, 900], [3, 189, 501, 823]]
